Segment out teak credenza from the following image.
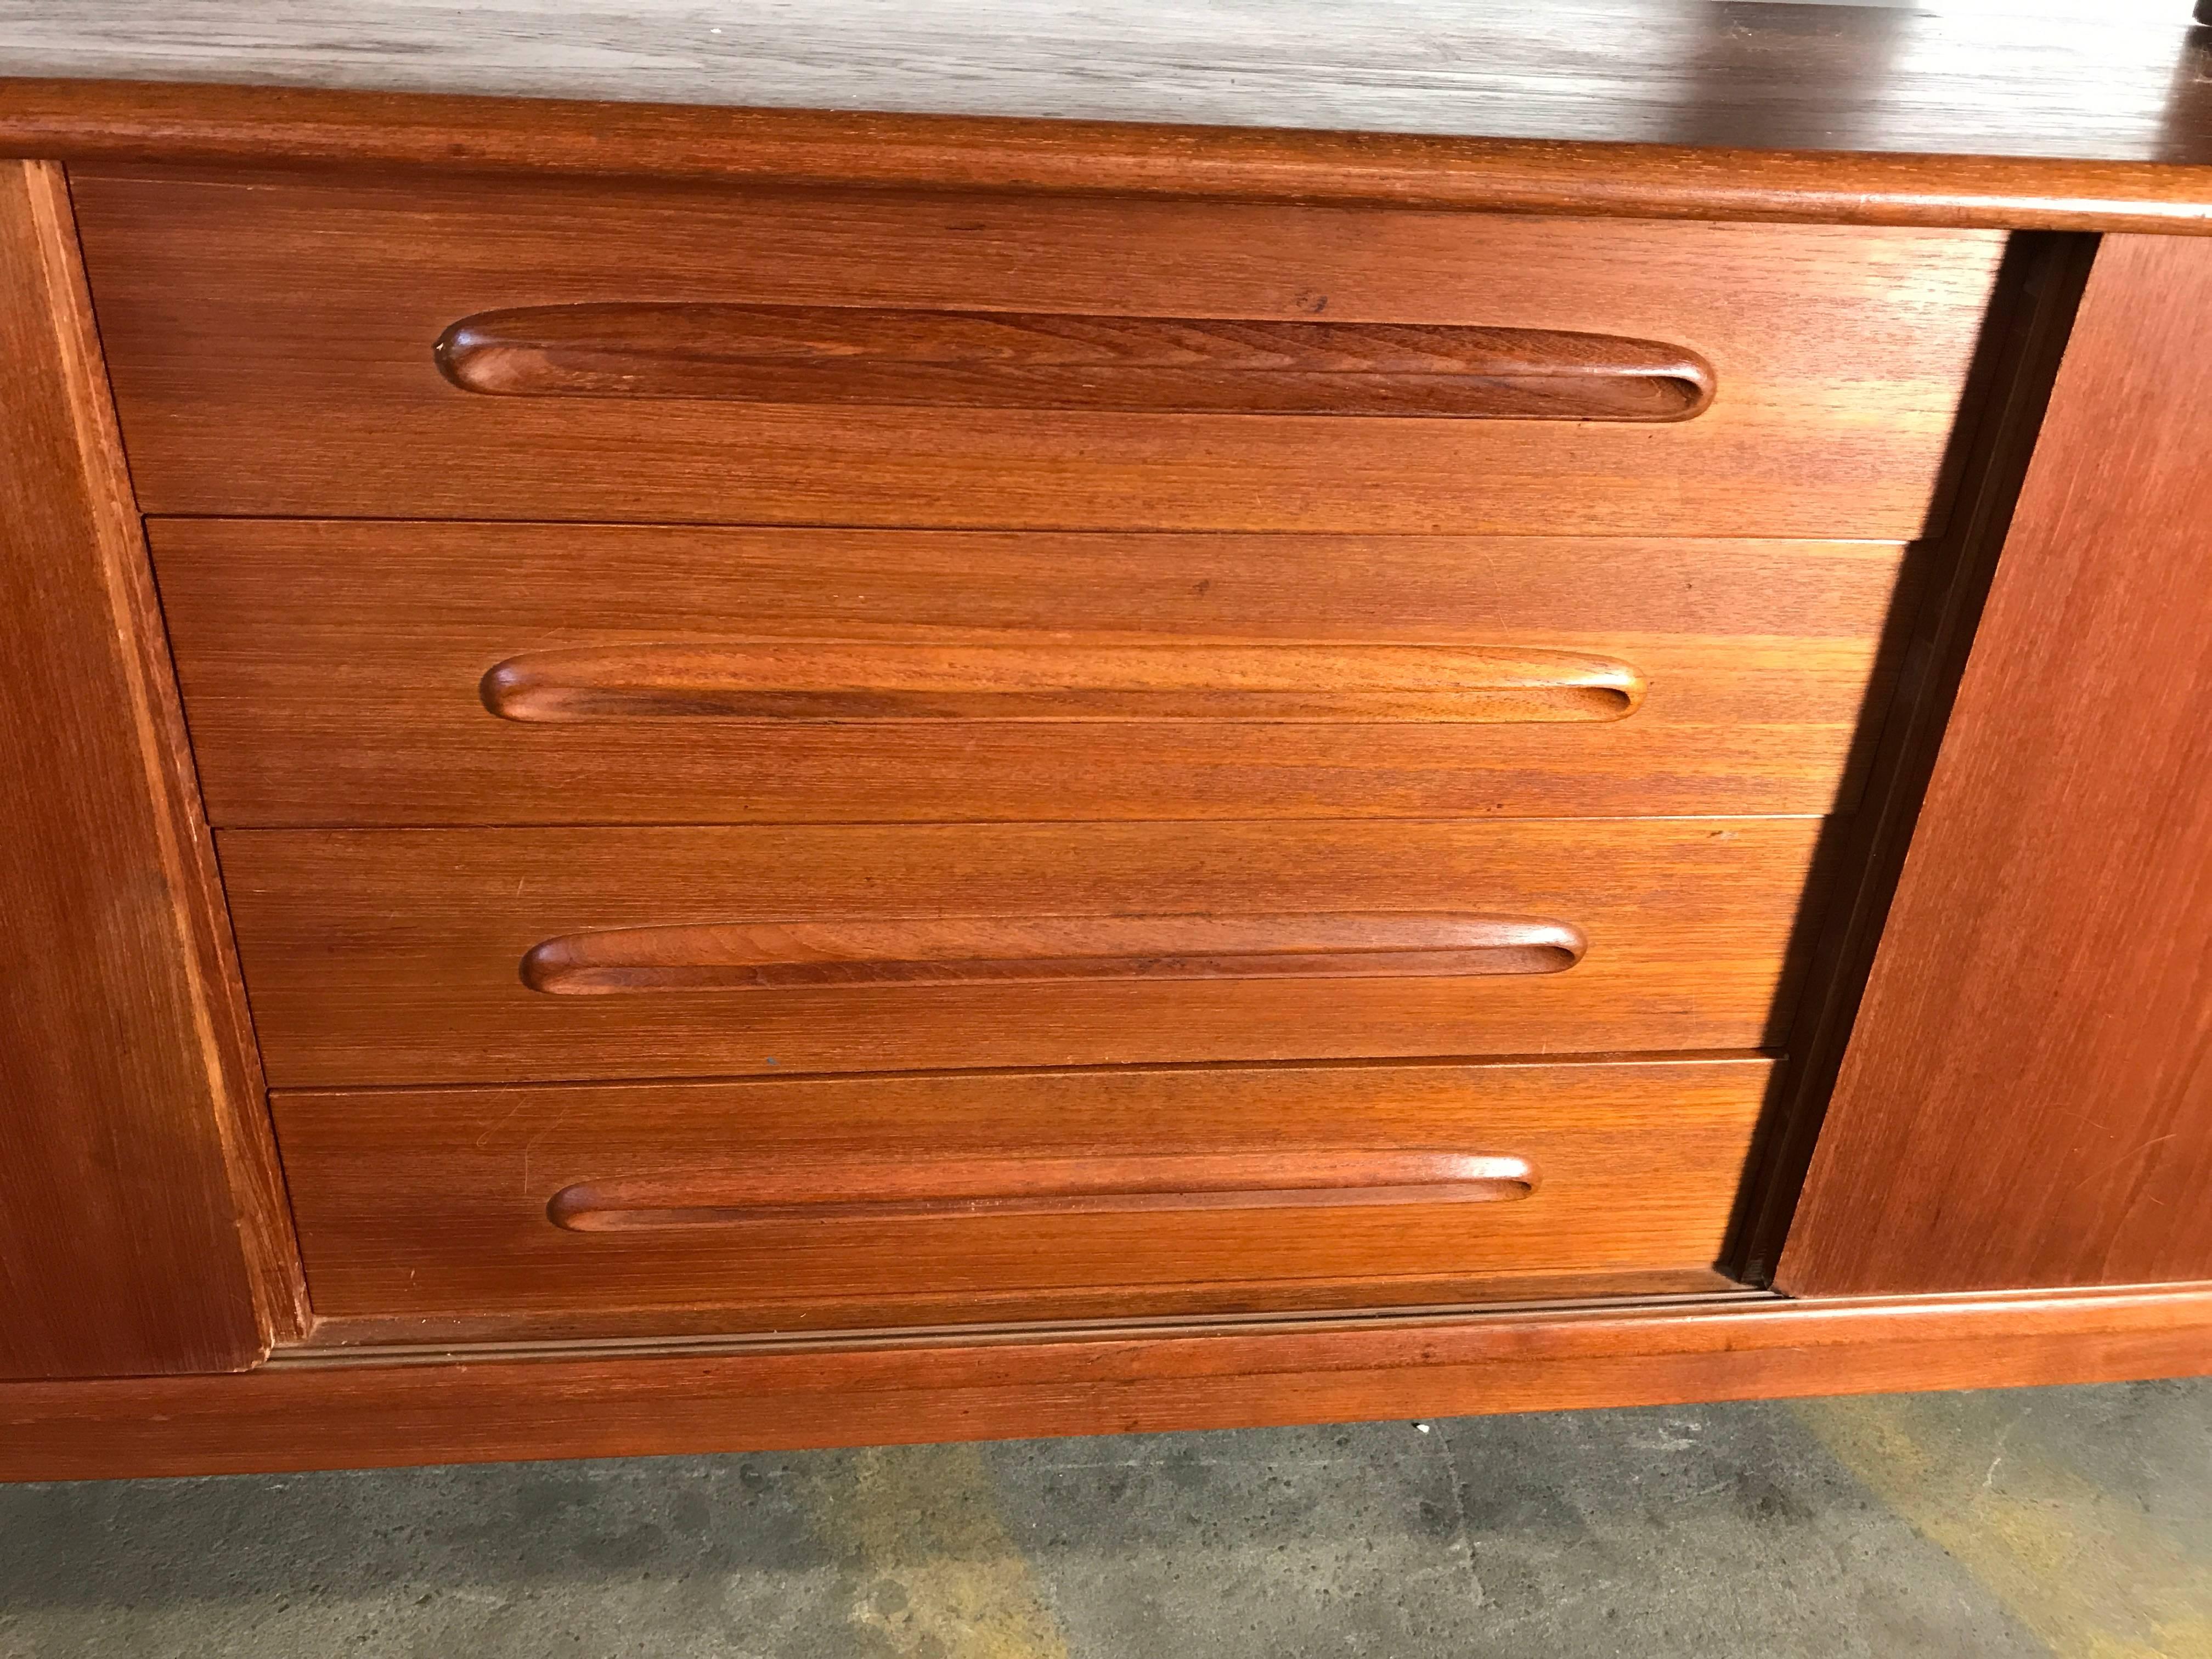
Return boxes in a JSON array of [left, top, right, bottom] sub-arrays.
[[4, 10, 2212, 1477]]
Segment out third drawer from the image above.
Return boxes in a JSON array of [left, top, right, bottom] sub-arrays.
[[221, 816, 1829, 1088]]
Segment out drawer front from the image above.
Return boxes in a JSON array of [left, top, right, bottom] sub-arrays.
[[156, 521, 1912, 826], [222, 818, 1824, 1087], [274, 1057, 1770, 1336], [76, 168, 2002, 536]]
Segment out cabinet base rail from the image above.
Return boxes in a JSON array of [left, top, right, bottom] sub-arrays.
[[5, 1283, 2209, 1481]]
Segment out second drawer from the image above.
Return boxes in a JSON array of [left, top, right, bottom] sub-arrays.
[[156, 521, 1911, 826], [222, 817, 1827, 1088]]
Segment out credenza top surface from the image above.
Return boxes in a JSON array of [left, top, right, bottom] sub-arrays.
[[4, 0, 2211, 165]]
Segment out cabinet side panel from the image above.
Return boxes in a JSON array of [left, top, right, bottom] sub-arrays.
[[0, 159, 297, 1376], [1780, 234, 2212, 1296]]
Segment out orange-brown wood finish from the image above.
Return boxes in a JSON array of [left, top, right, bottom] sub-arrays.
[[8, 74, 2212, 234], [71, 170, 2002, 536], [150, 522, 1912, 826], [4, 1284, 2211, 1481], [437, 303, 1717, 420], [0, 160, 301, 1378], [221, 817, 1827, 1088], [5, 51, 2212, 1470], [1780, 234, 2212, 1298], [271, 1058, 1768, 1335]]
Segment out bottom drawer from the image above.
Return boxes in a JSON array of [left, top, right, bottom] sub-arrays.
[[276, 1056, 1770, 1342]]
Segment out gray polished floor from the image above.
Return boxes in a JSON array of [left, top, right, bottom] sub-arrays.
[[3, 1380, 2208, 1657]]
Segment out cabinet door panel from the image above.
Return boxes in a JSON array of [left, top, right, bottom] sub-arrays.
[[1780, 235, 2212, 1296], [0, 161, 298, 1377]]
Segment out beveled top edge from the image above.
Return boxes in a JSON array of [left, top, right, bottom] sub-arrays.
[[6, 71, 2212, 234]]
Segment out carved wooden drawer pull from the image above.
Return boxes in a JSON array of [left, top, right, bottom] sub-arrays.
[[481, 641, 1646, 724], [548, 1150, 1539, 1231], [520, 913, 1587, 994], [437, 303, 1716, 420]]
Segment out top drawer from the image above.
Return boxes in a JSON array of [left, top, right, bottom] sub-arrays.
[[72, 168, 2003, 536]]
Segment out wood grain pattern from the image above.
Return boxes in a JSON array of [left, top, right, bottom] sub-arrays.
[[7, 59, 2212, 233], [74, 170, 2004, 536], [0, 160, 300, 1378], [7, 1283, 2212, 1480], [0, 10, 2203, 1437], [1779, 234, 2212, 1298], [1778, 234, 2212, 1300], [519, 913, 1584, 994], [150, 522, 1912, 826], [478, 639, 1645, 726], [270, 1059, 1762, 1333], [219, 817, 1830, 1088], [436, 302, 1716, 419]]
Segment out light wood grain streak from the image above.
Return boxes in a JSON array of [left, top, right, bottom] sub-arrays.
[[481, 641, 1644, 724], [519, 913, 1585, 993]]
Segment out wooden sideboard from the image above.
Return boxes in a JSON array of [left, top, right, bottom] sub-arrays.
[[3, 3, 2210, 1479]]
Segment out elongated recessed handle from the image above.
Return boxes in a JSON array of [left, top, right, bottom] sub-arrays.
[[437, 303, 1716, 421], [481, 642, 1645, 724], [548, 1150, 1538, 1231], [520, 913, 1586, 994]]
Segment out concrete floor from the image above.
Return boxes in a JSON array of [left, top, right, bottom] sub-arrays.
[[2, 1380, 2207, 1658]]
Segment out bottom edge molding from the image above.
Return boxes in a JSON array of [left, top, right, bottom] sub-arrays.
[[4, 1281, 2209, 1482]]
